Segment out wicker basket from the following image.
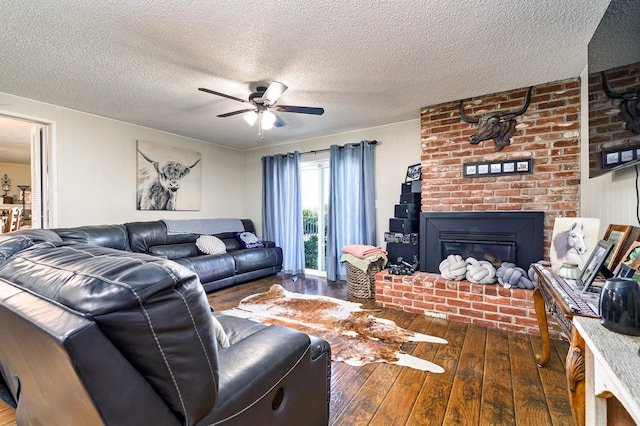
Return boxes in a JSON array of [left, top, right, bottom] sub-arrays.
[[345, 258, 386, 299]]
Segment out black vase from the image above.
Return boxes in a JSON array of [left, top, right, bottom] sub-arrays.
[[599, 277, 640, 335]]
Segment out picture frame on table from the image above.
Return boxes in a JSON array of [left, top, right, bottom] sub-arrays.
[[405, 164, 422, 182], [602, 224, 634, 271], [613, 240, 640, 275], [615, 263, 636, 279], [579, 239, 613, 294], [549, 217, 601, 272]]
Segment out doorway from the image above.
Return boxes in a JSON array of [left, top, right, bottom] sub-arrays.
[[0, 113, 54, 229], [301, 160, 329, 276]]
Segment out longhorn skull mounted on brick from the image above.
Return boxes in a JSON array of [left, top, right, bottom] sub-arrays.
[[459, 87, 533, 152], [601, 71, 640, 135]]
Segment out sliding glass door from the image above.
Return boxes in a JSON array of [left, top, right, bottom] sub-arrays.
[[301, 160, 329, 276]]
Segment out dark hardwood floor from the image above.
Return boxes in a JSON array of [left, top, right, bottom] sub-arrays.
[[0, 274, 573, 426]]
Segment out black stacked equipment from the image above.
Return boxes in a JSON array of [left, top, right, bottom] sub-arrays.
[[385, 180, 420, 265]]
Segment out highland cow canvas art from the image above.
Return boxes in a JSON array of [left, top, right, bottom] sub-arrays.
[[136, 140, 201, 211]]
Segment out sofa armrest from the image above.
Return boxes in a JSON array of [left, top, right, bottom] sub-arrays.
[[204, 325, 330, 425], [309, 335, 331, 361], [262, 240, 276, 248]]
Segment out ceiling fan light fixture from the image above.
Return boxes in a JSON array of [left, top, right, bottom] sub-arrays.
[[261, 110, 276, 130], [244, 111, 258, 126]]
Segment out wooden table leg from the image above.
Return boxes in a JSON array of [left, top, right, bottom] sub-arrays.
[[566, 327, 586, 426], [533, 285, 551, 367]]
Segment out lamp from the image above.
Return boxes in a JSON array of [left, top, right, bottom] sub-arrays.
[[17, 185, 30, 213], [244, 111, 258, 126], [244, 110, 276, 130], [1, 174, 10, 197], [245, 110, 278, 139], [261, 110, 276, 130]]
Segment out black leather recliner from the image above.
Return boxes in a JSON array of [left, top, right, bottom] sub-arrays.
[[0, 230, 330, 425]]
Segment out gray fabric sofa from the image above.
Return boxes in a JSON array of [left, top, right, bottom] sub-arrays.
[[0, 229, 330, 425], [50, 219, 283, 292]]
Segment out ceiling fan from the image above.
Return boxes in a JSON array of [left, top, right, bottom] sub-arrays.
[[198, 81, 324, 138]]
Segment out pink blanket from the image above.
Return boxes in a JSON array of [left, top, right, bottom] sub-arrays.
[[341, 244, 387, 259]]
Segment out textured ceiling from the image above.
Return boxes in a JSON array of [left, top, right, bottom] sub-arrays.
[[0, 0, 611, 152]]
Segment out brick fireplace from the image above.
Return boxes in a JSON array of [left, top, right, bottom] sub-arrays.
[[375, 79, 582, 338]]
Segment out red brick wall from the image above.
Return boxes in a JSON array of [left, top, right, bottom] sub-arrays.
[[588, 63, 640, 178], [420, 79, 582, 249], [374, 79, 581, 339]]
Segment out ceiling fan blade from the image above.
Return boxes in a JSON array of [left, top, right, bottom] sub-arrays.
[[274, 115, 286, 128], [217, 108, 256, 118], [274, 105, 325, 115], [198, 87, 249, 104], [262, 81, 288, 106]]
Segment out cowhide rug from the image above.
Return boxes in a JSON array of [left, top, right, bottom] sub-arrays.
[[223, 284, 447, 372]]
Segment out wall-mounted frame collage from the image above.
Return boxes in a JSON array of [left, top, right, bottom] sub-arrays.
[[463, 158, 532, 178], [602, 146, 640, 169]]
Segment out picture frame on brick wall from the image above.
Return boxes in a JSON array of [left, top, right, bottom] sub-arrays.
[[463, 158, 532, 177]]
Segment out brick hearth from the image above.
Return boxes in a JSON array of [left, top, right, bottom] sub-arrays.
[[375, 271, 563, 340], [376, 79, 582, 338]]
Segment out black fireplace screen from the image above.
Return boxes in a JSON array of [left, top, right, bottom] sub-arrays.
[[420, 211, 544, 273], [441, 239, 516, 268]]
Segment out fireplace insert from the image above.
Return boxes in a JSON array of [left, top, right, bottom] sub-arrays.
[[420, 211, 544, 273]]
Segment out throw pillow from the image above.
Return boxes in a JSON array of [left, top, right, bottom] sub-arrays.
[[236, 231, 264, 249], [211, 315, 230, 349], [196, 235, 227, 255]]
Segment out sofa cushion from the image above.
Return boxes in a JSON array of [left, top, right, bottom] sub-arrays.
[[236, 232, 264, 249], [53, 225, 130, 251], [175, 253, 236, 284], [213, 313, 266, 346], [231, 247, 282, 274], [0, 241, 219, 424], [221, 237, 243, 251], [211, 315, 230, 348], [149, 243, 200, 259], [196, 235, 227, 255], [0, 229, 62, 263], [125, 221, 196, 253]]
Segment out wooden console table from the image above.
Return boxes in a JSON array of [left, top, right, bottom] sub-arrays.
[[531, 264, 599, 426], [531, 264, 599, 364]]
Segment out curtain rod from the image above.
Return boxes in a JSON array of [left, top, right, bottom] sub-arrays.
[[299, 140, 378, 156]]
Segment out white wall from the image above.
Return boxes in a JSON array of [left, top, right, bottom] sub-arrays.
[[241, 120, 422, 244], [579, 67, 640, 234], [0, 92, 246, 227]]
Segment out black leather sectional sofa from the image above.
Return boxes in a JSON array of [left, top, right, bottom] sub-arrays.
[[0, 227, 330, 425], [50, 219, 283, 292]]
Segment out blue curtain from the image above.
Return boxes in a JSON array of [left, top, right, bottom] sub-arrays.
[[261, 152, 305, 275], [326, 141, 376, 281]]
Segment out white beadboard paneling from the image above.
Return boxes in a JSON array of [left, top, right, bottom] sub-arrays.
[[579, 67, 640, 232]]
